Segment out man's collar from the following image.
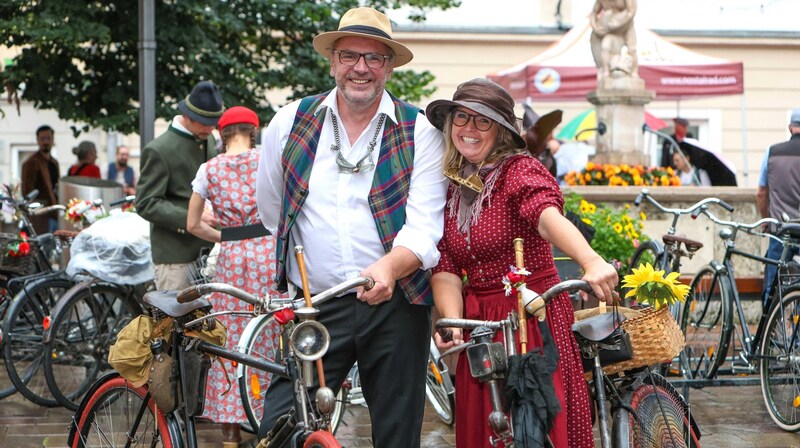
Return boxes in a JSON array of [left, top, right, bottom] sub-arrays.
[[170, 115, 193, 137], [315, 88, 398, 125]]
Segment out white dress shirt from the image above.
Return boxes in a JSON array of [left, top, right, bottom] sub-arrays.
[[257, 89, 447, 293]]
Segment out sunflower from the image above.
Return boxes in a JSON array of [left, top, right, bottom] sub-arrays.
[[622, 263, 689, 309]]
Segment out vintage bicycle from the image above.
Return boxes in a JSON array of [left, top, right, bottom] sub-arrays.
[[68, 264, 372, 448], [681, 205, 800, 431]]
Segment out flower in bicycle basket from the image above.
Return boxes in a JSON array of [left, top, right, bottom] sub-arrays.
[[502, 265, 531, 296], [65, 198, 92, 225], [622, 263, 690, 310], [5, 231, 30, 257]]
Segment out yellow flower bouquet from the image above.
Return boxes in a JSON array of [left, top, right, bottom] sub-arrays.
[[622, 263, 690, 310]]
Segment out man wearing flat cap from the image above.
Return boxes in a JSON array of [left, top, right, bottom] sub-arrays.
[[137, 80, 224, 291], [256, 7, 446, 446]]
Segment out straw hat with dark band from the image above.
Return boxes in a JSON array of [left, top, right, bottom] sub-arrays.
[[425, 78, 526, 149], [313, 7, 413, 67]]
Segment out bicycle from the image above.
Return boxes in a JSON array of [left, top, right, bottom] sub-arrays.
[[629, 188, 733, 375], [68, 274, 374, 448], [681, 206, 800, 431]]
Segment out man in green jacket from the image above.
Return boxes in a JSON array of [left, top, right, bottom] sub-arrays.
[[136, 80, 225, 290]]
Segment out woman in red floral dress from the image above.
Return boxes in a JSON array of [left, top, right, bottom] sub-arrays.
[[187, 106, 284, 447], [426, 79, 618, 448]]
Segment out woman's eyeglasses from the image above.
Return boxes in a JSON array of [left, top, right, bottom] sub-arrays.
[[452, 110, 494, 132], [332, 50, 391, 69]]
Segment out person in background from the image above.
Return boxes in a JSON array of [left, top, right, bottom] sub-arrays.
[[107, 145, 137, 195], [187, 106, 282, 447], [660, 117, 693, 168], [21, 125, 60, 234], [673, 148, 711, 186], [756, 107, 800, 307], [136, 80, 223, 291], [67, 141, 101, 178], [256, 7, 447, 446], [427, 78, 617, 448]]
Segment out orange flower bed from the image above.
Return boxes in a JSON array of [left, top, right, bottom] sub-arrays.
[[564, 162, 681, 187]]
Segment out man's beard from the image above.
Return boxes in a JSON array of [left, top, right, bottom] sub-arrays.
[[117, 160, 128, 167]]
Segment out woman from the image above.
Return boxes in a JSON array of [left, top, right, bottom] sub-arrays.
[[426, 79, 618, 448], [187, 106, 283, 447], [67, 141, 101, 178], [673, 148, 711, 186]]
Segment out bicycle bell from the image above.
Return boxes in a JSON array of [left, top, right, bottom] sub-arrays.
[[466, 326, 507, 380]]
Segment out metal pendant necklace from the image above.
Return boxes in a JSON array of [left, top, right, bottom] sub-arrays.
[[330, 112, 386, 174]]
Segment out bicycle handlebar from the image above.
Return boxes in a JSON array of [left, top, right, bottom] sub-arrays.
[[436, 279, 593, 340], [109, 195, 135, 207], [634, 188, 734, 215], [30, 204, 67, 216], [697, 205, 778, 233], [176, 277, 375, 310]]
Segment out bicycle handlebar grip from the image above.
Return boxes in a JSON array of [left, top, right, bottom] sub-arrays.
[[437, 327, 453, 343], [109, 195, 135, 207], [634, 192, 644, 206], [719, 200, 734, 212], [176, 286, 203, 303], [25, 189, 39, 202], [691, 207, 703, 219]]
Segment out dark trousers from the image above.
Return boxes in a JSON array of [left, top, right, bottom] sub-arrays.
[[258, 289, 431, 448], [763, 238, 799, 308]]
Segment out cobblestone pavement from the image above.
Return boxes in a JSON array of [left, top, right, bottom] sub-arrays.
[[1, 383, 799, 447]]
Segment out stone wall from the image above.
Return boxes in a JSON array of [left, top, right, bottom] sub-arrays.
[[562, 186, 765, 278]]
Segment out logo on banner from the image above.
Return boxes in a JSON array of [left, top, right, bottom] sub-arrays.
[[534, 68, 561, 94]]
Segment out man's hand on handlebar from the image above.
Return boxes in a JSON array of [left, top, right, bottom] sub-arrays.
[[434, 326, 464, 352]]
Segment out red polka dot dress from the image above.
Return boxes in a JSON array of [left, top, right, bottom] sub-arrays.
[[197, 149, 286, 424], [433, 154, 593, 448]]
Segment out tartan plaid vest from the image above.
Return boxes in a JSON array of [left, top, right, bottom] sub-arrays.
[[275, 92, 433, 305]]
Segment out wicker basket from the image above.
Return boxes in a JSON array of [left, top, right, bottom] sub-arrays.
[[574, 305, 685, 376]]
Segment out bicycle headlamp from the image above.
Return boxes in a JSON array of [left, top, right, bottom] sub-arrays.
[[289, 320, 330, 361]]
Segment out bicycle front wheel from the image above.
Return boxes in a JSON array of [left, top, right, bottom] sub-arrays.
[[759, 286, 800, 432], [614, 372, 701, 447], [43, 281, 142, 410], [69, 373, 174, 448], [303, 429, 341, 448], [2, 274, 74, 406], [681, 265, 732, 380]]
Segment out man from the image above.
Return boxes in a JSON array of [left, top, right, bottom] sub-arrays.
[[256, 7, 446, 447], [21, 125, 60, 234], [136, 80, 223, 290], [756, 108, 800, 307], [107, 145, 136, 195], [660, 117, 693, 168]]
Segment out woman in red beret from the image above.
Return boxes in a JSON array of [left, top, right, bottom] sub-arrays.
[[187, 106, 285, 447]]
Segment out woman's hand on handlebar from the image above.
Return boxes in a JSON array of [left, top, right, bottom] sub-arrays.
[[580, 257, 619, 305], [434, 326, 464, 352]]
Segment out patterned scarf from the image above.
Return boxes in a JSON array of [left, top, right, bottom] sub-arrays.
[[448, 156, 513, 236]]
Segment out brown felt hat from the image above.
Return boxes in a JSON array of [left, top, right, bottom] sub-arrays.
[[522, 104, 563, 143], [426, 78, 526, 149], [313, 7, 413, 67]]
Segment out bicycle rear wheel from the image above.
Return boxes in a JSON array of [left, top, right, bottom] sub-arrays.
[[680, 265, 732, 380], [303, 429, 341, 448], [43, 281, 142, 410], [69, 373, 174, 448], [614, 372, 701, 447], [759, 287, 800, 432], [2, 274, 74, 406], [0, 292, 17, 399]]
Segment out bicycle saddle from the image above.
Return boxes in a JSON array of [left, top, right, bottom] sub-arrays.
[[144, 290, 211, 317], [572, 312, 626, 342], [663, 234, 703, 252]]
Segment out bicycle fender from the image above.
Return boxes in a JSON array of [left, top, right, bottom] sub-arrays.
[[67, 371, 122, 447], [236, 314, 273, 379]]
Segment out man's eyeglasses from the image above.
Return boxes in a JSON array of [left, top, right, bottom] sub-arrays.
[[452, 110, 494, 132], [332, 50, 391, 69]]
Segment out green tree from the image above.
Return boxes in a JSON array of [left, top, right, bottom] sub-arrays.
[[0, 0, 458, 135]]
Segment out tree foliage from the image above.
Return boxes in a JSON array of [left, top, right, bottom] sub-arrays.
[[0, 0, 459, 134]]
